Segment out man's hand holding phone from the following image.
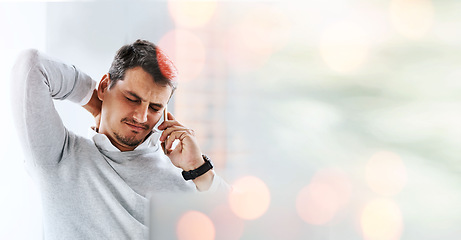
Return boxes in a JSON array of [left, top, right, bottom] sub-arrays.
[[158, 111, 214, 191]]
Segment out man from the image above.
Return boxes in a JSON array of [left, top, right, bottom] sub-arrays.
[[11, 40, 228, 239]]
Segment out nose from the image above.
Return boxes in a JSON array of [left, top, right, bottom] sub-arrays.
[[133, 104, 149, 123]]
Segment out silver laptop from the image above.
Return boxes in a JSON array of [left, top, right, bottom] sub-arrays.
[[149, 192, 244, 240]]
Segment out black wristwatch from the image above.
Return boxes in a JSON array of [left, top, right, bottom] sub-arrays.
[[182, 155, 214, 181]]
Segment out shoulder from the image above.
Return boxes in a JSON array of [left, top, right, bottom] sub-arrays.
[[62, 131, 102, 160]]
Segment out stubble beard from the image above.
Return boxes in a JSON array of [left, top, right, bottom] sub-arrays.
[[114, 118, 150, 147], [113, 131, 144, 147]]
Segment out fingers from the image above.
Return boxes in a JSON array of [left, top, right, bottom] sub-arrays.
[[164, 130, 188, 151], [158, 112, 194, 141], [166, 112, 175, 121], [159, 122, 195, 151], [161, 125, 195, 144], [157, 112, 177, 131], [157, 112, 197, 153]]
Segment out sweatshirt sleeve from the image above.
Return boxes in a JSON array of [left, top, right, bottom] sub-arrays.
[[11, 49, 97, 167], [201, 171, 232, 194]]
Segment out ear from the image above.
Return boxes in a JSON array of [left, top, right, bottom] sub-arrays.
[[97, 74, 111, 101]]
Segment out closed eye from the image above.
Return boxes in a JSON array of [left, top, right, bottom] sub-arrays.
[[126, 97, 139, 103], [149, 105, 160, 112]]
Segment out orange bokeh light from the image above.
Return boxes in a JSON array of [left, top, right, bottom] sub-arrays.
[[228, 176, 271, 220], [319, 22, 370, 74], [310, 168, 352, 207], [157, 29, 206, 82], [361, 198, 404, 240], [296, 183, 340, 225], [177, 210, 215, 240], [296, 168, 352, 225], [390, 0, 434, 39], [168, 0, 217, 28], [366, 151, 407, 196], [209, 204, 245, 240]]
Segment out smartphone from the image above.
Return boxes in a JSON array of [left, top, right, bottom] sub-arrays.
[[151, 106, 168, 154]]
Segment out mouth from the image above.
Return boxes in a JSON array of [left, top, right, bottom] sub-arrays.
[[124, 122, 148, 132]]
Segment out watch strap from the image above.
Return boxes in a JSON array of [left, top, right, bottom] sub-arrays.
[[182, 155, 213, 181]]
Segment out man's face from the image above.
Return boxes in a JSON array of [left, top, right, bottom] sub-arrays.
[[98, 66, 172, 151]]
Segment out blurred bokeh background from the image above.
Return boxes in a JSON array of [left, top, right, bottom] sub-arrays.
[[1, 0, 461, 239]]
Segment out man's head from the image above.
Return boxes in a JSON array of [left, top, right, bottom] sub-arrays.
[[108, 39, 178, 92], [97, 40, 178, 151]]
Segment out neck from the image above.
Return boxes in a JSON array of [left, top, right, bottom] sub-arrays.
[[110, 139, 136, 152]]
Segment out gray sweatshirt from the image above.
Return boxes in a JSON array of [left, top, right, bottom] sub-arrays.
[[11, 49, 227, 239]]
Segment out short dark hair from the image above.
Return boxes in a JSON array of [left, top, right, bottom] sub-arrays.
[[108, 39, 178, 95]]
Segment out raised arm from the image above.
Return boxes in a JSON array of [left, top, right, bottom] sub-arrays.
[[11, 49, 96, 167]]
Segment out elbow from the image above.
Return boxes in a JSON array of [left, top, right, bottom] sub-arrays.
[[11, 48, 42, 88], [10, 48, 42, 103], [14, 48, 40, 72]]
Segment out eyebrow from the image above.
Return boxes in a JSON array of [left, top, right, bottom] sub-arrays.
[[126, 91, 164, 109]]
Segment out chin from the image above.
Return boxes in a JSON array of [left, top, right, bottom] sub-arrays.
[[114, 132, 145, 148]]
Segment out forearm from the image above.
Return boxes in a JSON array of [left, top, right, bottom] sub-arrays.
[[15, 49, 96, 103], [194, 171, 232, 193], [193, 170, 215, 191], [83, 89, 101, 117]]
